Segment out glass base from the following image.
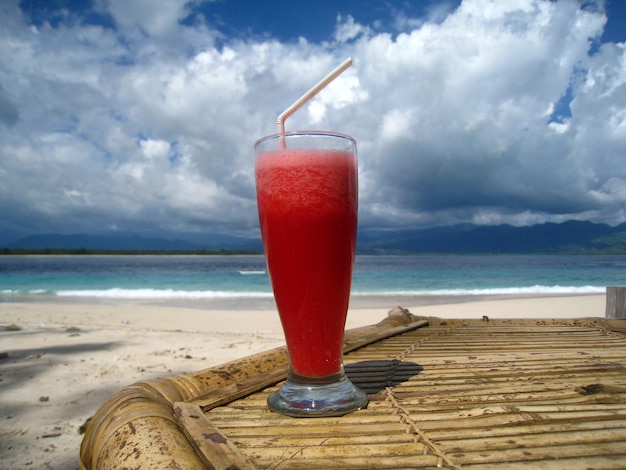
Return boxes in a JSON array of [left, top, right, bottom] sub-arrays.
[[268, 370, 368, 417]]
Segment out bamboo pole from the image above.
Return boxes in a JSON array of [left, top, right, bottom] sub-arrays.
[[606, 286, 626, 318]]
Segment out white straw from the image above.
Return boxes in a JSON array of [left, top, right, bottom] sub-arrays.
[[276, 57, 353, 135]]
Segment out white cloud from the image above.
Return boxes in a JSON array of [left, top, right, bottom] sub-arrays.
[[0, 0, 624, 243], [349, 0, 620, 227], [140, 139, 170, 160], [380, 108, 415, 142], [96, 0, 192, 40], [334, 14, 371, 43]]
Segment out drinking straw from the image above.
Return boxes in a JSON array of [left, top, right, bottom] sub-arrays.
[[276, 57, 353, 136]]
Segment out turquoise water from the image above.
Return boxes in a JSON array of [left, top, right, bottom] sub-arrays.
[[1, 255, 624, 303]]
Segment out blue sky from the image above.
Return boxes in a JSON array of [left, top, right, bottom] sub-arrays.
[[1, 0, 625, 243]]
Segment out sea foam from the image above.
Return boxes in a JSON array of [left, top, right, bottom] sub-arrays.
[[352, 285, 605, 296], [47, 285, 606, 300], [55, 288, 274, 299]]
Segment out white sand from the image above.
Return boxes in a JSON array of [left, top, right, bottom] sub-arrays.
[[0, 294, 606, 469]]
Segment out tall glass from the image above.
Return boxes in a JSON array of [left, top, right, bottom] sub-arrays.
[[255, 131, 367, 417]]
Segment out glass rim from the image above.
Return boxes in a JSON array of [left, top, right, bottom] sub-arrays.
[[254, 130, 355, 149]]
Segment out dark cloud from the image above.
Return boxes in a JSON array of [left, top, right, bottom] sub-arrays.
[[0, 86, 19, 126]]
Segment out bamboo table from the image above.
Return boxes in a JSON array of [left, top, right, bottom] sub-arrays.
[[80, 309, 626, 469]]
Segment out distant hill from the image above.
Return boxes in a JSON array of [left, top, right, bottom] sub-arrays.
[[2, 221, 625, 254], [3, 232, 263, 253], [357, 221, 626, 254]]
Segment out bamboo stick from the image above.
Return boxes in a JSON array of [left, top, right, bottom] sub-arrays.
[[175, 402, 256, 470], [452, 441, 626, 465]]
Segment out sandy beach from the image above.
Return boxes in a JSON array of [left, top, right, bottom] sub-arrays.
[[0, 294, 606, 469]]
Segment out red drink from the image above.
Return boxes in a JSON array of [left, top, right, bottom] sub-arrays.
[[255, 131, 366, 417], [256, 147, 358, 377]]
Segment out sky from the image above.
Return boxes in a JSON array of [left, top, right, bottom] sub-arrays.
[[1, 0, 625, 243]]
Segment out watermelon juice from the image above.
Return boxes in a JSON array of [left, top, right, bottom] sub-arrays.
[[255, 141, 358, 378]]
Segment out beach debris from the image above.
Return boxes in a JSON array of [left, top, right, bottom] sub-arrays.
[[66, 326, 81, 332], [42, 432, 61, 438], [79, 417, 92, 434], [388, 306, 411, 317], [121, 320, 130, 325], [0, 351, 9, 360], [3, 324, 22, 331], [482, 315, 490, 322], [39, 396, 49, 402]]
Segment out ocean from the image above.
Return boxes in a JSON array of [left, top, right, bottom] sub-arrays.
[[1, 254, 624, 309]]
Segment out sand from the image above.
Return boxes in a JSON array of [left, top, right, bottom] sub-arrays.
[[0, 294, 606, 469]]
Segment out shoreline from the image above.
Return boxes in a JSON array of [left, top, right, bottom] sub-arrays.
[[0, 289, 605, 310], [0, 293, 608, 469]]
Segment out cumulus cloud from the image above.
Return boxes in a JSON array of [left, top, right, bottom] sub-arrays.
[[0, 0, 624, 243], [352, 0, 623, 227]]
